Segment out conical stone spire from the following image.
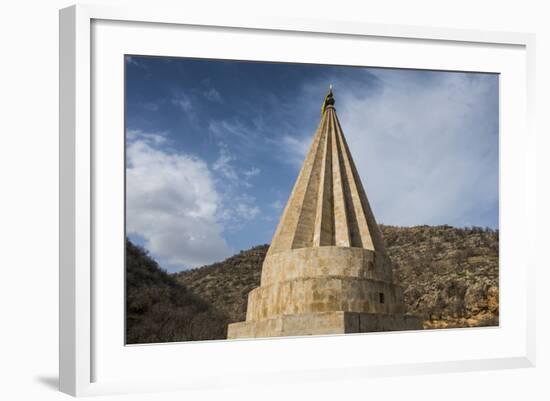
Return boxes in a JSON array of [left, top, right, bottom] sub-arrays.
[[227, 88, 422, 339], [268, 88, 385, 256]]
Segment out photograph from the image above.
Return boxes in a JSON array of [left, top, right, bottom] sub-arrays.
[[2, 0, 543, 399], [124, 55, 499, 344]]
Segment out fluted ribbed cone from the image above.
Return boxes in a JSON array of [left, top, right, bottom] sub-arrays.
[[268, 98, 385, 256], [226, 89, 423, 339]]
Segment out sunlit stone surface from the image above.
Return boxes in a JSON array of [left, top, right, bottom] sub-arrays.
[[227, 89, 422, 339]]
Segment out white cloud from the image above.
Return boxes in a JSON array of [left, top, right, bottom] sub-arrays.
[[125, 56, 150, 72], [243, 167, 260, 178], [279, 134, 310, 167], [276, 71, 498, 228], [127, 129, 166, 145], [126, 56, 142, 67], [211, 141, 261, 187], [126, 130, 232, 269], [335, 71, 499, 227], [212, 144, 238, 181], [208, 119, 252, 142], [235, 203, 260, 220], [203, 87, 222, 102], [171, 91, 192, 112], [216, 190, 261, 231], [208, 142, 263, 226]]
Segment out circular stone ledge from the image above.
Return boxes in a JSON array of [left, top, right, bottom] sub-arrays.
[[260, 246, 393, 286]]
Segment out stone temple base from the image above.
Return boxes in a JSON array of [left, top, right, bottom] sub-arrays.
[[227, 311, 423, 339]]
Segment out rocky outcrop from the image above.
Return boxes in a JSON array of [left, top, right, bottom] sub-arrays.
[[127, 225, 499, 343], [381, 225, 499, 328], [174, 225, 499, 330]]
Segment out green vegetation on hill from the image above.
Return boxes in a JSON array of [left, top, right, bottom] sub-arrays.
[[126, 240, 229, 344], [127, 225, 499, 343]]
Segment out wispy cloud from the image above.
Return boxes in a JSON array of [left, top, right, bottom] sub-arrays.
[[126, 57, 499, 267], [243, 167, 260, 179], [269, 70, 498, 228], [126, 129, 232, 269], [141, 102, 159, 112], [210, 142, 262, 229], [212, 143, 238, 181], [126, 129, 166, 146], [171, 91, 193, 113], [211, 143, 261, 188], [203, 87, 222, 102], [126, 56, 145, 68], [333, 70, 498, 228], [235, 203, 260, 220], [208, 119, 254, 142], [278, 134, 310, 167]]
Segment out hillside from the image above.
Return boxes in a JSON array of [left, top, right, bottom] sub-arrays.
[[381, 225, 499, 328], [173, 245, 268, 323], [173, 225, 499, 331], [127, 225, 499, 343], [126, 240, 229, 344]]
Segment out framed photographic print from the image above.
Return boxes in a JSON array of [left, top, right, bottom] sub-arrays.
[[59, 4, 536, 397]]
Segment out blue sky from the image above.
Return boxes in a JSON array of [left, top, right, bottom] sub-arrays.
[[125, 55, 499, 272]]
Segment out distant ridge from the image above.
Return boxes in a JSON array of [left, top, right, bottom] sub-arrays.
[[174, 225, 499, 329], [173, 244, 269, 323], [127, 224, 498, 343]]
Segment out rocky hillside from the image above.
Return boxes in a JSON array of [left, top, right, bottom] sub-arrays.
[[381, 225, 499, 329], [126, 240, 229, 344], [173, 225, 499, 331], [173, 245, 268, 323], [127, 225, 498, 343]]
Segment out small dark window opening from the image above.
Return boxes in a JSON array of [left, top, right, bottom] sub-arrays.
[[379, 292, 385, 304]]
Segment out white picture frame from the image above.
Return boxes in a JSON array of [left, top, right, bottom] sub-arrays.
[[59, 3, 536, 397]]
